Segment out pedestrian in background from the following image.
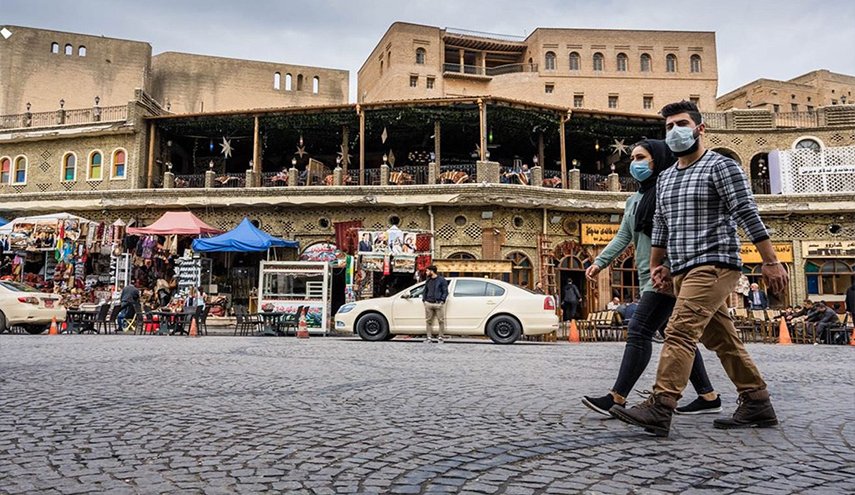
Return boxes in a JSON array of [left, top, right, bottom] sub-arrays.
[[422, 265, 448, 343]]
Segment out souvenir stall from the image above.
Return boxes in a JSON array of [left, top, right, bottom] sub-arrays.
[[124, 211, 222, 309], [192, 217, 299, 313], [355, 225, 433, 299], [258, 261, 330, 335], [0, 212, 116, 306]]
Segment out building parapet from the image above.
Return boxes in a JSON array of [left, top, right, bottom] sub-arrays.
[[702, 104, 855, 130]]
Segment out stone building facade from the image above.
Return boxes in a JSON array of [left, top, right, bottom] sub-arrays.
[[0, 25, 349, 116], [716, 70, 855, 111], [357, 22, 718, 114]]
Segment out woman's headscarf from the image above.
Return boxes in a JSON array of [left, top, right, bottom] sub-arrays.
[[633, 139, 676, 237]]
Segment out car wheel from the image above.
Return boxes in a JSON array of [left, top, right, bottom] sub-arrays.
[[486, 316, 521, 344], [0, 312, 6, 333], [24, 324, 48, 335], [383, 333, 396, 341], [356, 313, 389, 341]]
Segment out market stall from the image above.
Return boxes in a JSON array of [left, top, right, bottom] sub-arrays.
[[258, 261, 330, 335]]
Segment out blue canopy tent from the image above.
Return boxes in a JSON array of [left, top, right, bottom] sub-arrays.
[[192, 218, 298, 252]]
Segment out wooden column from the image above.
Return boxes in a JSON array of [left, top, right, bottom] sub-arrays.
[[434, 120, 441, 168], [358, 106, 366, 186], [252, 116, 261, 174], [341, 125, 350, 175], [146, 121, 156, 188], [537, 133, 545, 170], [459, 49, 465, 72], [478, 100, 487, 162], [559, 117, 567, 189]]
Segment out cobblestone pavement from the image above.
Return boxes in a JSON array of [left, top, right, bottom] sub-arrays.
[[0, 335, 853, 495]]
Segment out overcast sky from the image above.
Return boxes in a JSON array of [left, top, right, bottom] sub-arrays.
[[4, 0, 855, 101]]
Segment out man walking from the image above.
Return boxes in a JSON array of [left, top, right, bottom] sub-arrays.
[[562, 279, 582, 322], [422, 265, 448, 343], [610, 100, 789, 436]]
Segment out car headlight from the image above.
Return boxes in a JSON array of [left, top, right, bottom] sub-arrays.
[[337, 303, 356, 314]]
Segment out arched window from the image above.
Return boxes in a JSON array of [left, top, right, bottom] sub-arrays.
[[666, 54, 677, 72], [64, 44, 72, 56], [387, 50, 391, 67], [88, 151, 103, 180], [51, 42, 59, 54], [568, 52, 580, 71], [78, 46, 87, 57], [285, 73, 292, 91], [13, 156, 27, 184], [415, 47, 426, 65], [592, 52, 604, 71], [0, 157, 10, 184], [273, 72, 281, 90], [111, 149, 126, 179], [502, 252, 533, 289], [62, 152, 77, 181], [448, 252, 477, 260], [380, 60, 384, 75], [640, 53, 651, 72], [611, 256, 640, 302], [544, 51, 556, 71], [690, 54, 701, 73], [805, 260, 854, 296], [616, 53, 628, 72], [312, 76, 319, 94], [297, 74, 304, 91]]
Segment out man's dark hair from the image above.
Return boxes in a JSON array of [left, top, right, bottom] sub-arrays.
[[426, 265, 437, 273], [660, 100, 703, 126]]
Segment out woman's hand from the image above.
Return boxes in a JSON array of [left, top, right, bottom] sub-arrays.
[[585, 264, 601, 281]]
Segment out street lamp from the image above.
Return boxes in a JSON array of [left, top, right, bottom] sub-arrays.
[[59, 99, 65, 109], [571, 159, 579, 169], [532, 155, 539, 166], [94, 96, 100, 106], [382, 153, 388, 165], [291, 157, 297, 168], [208, 160, 214, 171], [25, 102, 31, 112]]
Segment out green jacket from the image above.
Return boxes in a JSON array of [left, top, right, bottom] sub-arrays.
[[593, 192, 656, 294]]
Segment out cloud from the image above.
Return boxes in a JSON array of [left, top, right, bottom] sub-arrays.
[[3, 0, 854, 101]]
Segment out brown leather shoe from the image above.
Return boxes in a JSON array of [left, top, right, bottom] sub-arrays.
[[713, 389, 778, 429], [609, 394, 677, 437]]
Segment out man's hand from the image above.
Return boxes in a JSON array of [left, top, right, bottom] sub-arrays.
[[585, 264, 601, 281], [652, 265, 672, 290], [761, 262, 789, 295]]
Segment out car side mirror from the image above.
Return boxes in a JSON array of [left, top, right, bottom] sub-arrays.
[[401, 294, 411, 300]]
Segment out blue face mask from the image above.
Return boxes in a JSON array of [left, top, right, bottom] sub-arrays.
[[629, 160, 653, 182], [665, 125, 698, 153]]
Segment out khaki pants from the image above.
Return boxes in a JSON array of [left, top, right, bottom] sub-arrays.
[[424, 302, 446, 338], [654, 265, 767, 400]]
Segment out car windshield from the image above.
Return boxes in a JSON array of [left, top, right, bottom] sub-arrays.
[[0, 281, 39, 292]]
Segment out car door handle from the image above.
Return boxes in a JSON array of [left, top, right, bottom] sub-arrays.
[[486, 300, 496, 305]]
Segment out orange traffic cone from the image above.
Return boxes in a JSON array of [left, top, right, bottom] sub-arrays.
[[778, 317, 792, 345], [568, 319, 580, 343], [49, 316, 59, 335], [296, 308, 309, 339], [189, 317, 199, 337]]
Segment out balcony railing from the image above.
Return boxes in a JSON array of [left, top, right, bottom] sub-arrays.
[[444, 28, 526, 43], [751, 178, 771, 195], [173, 174, 205, 189], [581, 173, 609, 192], [0, 105, 128, 130], [442, 64, 488, 76], [619, 176, 640, 193], [773, 111, 819, 128], [485, 63, 538, 76]]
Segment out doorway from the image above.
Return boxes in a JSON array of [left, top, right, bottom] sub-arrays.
[[557, 255, 588, 319]]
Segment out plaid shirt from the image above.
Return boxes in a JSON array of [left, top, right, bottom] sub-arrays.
[[652, 150, 769, 275]]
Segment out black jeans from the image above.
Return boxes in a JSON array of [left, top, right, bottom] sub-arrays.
[[612, 291, 715, 398], [562, 302, 578, 321]]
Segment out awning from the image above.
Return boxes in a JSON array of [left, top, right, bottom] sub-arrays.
[[127, 211, 222, 236], [191, 217, 297, 252]]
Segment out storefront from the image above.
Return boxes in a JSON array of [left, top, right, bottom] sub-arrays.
[[739, 242, 794, 308], [356, 226, 432, 299], [802, 240, 855, 312]]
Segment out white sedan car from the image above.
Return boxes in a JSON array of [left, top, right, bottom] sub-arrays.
[[336, 277, 558, 344], [0, 280, 67, 334]]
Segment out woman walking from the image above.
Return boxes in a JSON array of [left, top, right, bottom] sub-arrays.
[[582, 139, 722, 416]]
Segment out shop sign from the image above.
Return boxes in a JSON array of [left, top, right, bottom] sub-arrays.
[[739, 243, 793, 264], [433, 259, 512, 273], [301, 242, 346, 268], [801, 240, 855, 258], [581, 223, 621, 246], [176, 255, 202, 293], [358, 226, 419, 255]]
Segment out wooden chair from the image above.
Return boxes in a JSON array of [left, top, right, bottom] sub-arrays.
[[439, 170, 470, 184]]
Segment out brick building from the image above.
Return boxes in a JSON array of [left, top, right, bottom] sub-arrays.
[[357, 22, 718, 115]]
